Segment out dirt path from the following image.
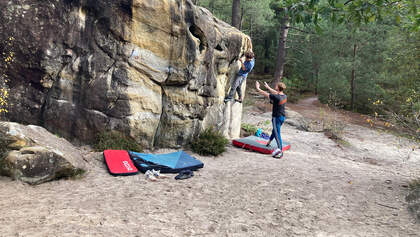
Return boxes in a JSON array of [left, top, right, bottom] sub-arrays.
[[288, 96, 329, 121], [288, 96, 390, 130], [0, 98, 419, 236]]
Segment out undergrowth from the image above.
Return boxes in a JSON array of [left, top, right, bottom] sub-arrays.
[[409, 179, 420, 191], [0, 139, 7, 158], [241, 123, 258, 137], [306, 107, 349, 146], [407, 179, 420, 221], [93, 131, 143, 152], [191, 127, 228, 156]]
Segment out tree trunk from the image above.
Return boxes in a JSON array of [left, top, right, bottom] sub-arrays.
[[240, 6, 244, 30], [232, 0, 241, 29], [314, 66, 319, 95], [264, 37, 270, 73], [250, 16, 253, 39], [273, 14, 290, 84], [209, 0, 215, 13], [311, 37, 319, 95], [351, 43, 357, 111]]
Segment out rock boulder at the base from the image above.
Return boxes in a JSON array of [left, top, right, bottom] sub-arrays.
[[0, 122, 87, 185], [285, 109, 309, 131]]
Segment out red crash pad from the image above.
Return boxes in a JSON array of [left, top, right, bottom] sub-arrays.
[[103, 150, 138, 176]]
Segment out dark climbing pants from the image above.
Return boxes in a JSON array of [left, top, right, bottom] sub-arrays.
[[226, 75, 246, 100]]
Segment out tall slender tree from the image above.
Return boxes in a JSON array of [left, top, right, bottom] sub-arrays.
[[232, 0, 241, 29], [350, 43, 357, 110], [273, 14, 289, 82]]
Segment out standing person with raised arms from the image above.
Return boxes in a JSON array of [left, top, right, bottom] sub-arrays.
[[255, 81, 287, 158]]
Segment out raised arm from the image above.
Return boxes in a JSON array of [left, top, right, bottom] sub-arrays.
[[239, 57, 246, 71], [255, 81, 269, 99], [264, 82, 277, 94]]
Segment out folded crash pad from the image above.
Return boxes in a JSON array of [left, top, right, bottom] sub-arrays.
[[129, 150, 204, 173], [103, 150, 139, 176], [232, 135, 291, 154]]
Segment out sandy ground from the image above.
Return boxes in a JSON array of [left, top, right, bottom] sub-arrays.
[[0, 98, 419, 236]]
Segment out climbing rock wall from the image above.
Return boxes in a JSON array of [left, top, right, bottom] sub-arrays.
[[0, 0, 252, 148]]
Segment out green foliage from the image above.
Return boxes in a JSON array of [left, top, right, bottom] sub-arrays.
[[409, 179, 420, 191], [241, 123, 258, 136], [0, 88, 7, 114], [197, 0, 275, 73], [68, 168, 87, 180], [0, 138, 8, 158], [317, 107, 348, 145], [197, 0, 232, 23], [370, 29, 420, 138], [407, 178, 420, 221], [197, 0, 418, 77], [270, 0, 419, 31], [282, 76, 305, 103], [0, 36, 14, 115], [198, 0, 274, 28], [93, 131, 143, 152], [191, 127, 229, 156], [305, 22, 418, 138]]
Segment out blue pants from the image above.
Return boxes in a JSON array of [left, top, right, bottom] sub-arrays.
[[270, 116, 285, 149]]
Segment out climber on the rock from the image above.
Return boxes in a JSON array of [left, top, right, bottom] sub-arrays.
[[224, 51, 255, 103]]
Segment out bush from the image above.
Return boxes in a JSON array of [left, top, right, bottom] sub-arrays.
[[407, 179, 420, 221], [0, 37, 14, 116], [307, 107, 349, 146], [241, 123, 258, 137], [191, 127, 228, 156], [0, 138, 8, 158], [93, 131, 143, 152], [409, 179, 420, 191]]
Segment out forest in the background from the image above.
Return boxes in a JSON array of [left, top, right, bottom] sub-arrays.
[[194, 0, 419, 139]]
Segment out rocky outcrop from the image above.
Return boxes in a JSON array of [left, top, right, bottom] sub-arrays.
[[285, 109, 309, 131], [0, 0, 251, 148], [0, 122, 87, 185]]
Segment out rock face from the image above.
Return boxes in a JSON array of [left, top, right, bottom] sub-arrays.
[[0, 122, 87, 185], [285, 109, 309, 131], [0, 0, 251, 148]]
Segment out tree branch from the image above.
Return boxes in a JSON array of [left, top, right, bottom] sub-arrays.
[[285, 26, 314, 34], [344, 0, 354, 5]]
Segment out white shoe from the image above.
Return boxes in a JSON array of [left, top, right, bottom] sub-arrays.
[[145, 170, 157, 181], [273, 151, 283, 159], [271, 148, 280, 156], [272, 148, 283, 159], [151, 169, 168, 179], [151, 169, 160, 176]]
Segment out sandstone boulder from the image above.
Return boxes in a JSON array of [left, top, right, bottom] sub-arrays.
[[0, 122, 87, 185], [285, 109, 309, 131], [0, 0, 251, 148]]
